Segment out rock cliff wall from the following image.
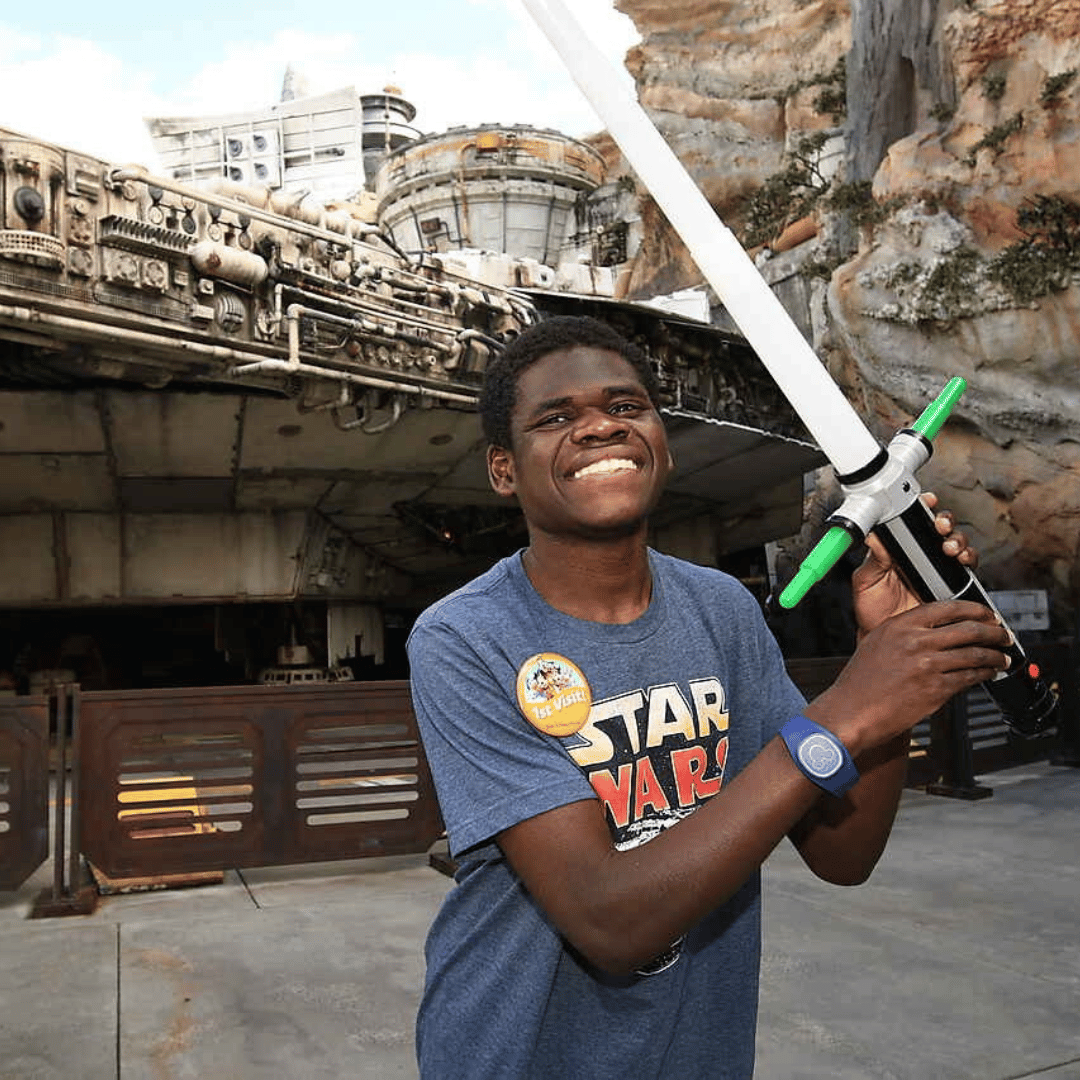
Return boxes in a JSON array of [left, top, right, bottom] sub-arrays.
[[612, 0, 1080, 625]]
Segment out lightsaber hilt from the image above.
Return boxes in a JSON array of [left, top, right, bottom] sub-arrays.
[[872, 498, 1057, 737], [782, 378, 1057, 737], [779, 377, 967, 607]]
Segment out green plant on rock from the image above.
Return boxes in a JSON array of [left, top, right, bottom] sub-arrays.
[[784, 58, 847, 124], [878, 196, 1080, 318], [813, 58, 848, 124], [885, 247, 984, 325], [1040, 69, 1076, 105], [963, 112, 1023, 166], [982, 73, 1006, 102], [1017, 193, 1080, 249], [920, 246, 982, 320], [741, 131, 831, 248], [988, 242, 1068, 303], [988, 194, 1080, 302], [885, 261, 920, 288], [825, 181, 899, 228], [741, 58, 850, 248]]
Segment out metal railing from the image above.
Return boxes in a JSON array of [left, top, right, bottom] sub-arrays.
[[1, 681, 444, 916]]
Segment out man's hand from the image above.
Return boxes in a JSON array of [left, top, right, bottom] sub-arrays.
[[809, 598, 1011, 756], [851, 492, 978, 637]]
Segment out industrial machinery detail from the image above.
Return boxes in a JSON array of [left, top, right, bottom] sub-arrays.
[[0, 114, 821, 687]]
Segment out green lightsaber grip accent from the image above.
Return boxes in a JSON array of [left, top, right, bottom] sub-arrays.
[[778, 526, 855, 609], [912, 377, 966, 440]]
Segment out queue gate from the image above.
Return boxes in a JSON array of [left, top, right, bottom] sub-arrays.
[[0, 681, 444, 917], [0, 694, 49, 892]]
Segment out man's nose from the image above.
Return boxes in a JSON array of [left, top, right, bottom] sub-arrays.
[[572, 409, 628, 442]]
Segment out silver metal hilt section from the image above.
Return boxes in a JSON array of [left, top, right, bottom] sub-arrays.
[[827, 429, 931, 542]]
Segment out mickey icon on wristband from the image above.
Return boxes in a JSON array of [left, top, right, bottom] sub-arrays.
[[781, 716, 860, 798]]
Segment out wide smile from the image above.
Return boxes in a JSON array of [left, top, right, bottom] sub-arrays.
[[569, 456, 641, 480]]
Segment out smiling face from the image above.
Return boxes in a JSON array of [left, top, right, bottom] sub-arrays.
[[487, 345, 672, 543]]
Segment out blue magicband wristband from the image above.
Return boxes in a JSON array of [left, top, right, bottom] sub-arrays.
[[780, 716, 860, 797]]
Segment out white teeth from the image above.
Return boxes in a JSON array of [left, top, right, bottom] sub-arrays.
[[572, 458, 638, 479]]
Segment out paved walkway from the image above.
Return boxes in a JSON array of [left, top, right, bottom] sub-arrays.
[[2, 761, 1078, 1079]]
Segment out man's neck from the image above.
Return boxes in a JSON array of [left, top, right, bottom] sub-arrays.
[[521, 532, 653, 624]]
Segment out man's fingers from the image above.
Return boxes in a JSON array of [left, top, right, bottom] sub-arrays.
[[905, 605, 1012, 678], [858, 533, 893, 580], [938, 643, 1012, 675], [910, 599, 1000, 628], [894, 601, 1011, 670], [933, 509, 955, 536]]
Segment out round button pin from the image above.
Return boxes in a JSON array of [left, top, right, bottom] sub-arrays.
[[516, 653, 592, 737]]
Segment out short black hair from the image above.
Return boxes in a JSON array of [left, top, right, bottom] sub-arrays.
[[480, 315, 660, 449]]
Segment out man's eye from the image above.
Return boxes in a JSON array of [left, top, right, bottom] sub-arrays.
[[611, 401, 644, 415], [537, 413, 568, 426]]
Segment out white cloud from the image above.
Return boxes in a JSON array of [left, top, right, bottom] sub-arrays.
[[0, 1, 641, 171], [510, 0, 641, 61], [0, 31, 162, 163], [157, 30, 358, 119], [374, 51, 603, 136], [503, 0, 641, 116]]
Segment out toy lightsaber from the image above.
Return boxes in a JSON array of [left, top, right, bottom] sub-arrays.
[[522, 0, 1057, 736]]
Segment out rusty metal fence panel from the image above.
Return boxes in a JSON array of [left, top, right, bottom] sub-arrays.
[[0, 696, 49, 890], [79, 681, 443, 879]]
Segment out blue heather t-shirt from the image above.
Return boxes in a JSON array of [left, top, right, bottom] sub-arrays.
[[407, 549, 806, 1080]]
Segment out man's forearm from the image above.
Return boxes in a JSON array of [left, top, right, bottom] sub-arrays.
[[787, 732, 911, 886]]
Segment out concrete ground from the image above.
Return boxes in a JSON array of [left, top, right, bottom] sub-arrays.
[[1, 760, 1077, 1080]]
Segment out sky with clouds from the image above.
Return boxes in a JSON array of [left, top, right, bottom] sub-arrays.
[[0, 0, 639, 168]]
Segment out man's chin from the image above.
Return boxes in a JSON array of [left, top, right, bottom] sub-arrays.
[[573, 515, 650, 542]]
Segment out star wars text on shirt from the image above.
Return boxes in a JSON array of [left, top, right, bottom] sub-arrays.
[[562, 677, 729, 838]]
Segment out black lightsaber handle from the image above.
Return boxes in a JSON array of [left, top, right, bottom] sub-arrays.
[[872, 500, 1058, 737]]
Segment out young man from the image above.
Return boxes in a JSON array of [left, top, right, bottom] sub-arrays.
[[407, 316, 1009, 1079]]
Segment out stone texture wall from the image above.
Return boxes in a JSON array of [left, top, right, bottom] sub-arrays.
[[612, 0, 1080, 625]]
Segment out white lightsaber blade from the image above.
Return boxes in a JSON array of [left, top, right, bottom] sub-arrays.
[[521, 0, 881, 476]]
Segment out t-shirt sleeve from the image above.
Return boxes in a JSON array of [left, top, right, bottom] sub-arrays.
[[408, 617, 597, 858]]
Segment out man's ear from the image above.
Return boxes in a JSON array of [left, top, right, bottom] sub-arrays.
[[487, 444, 516, 497]]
